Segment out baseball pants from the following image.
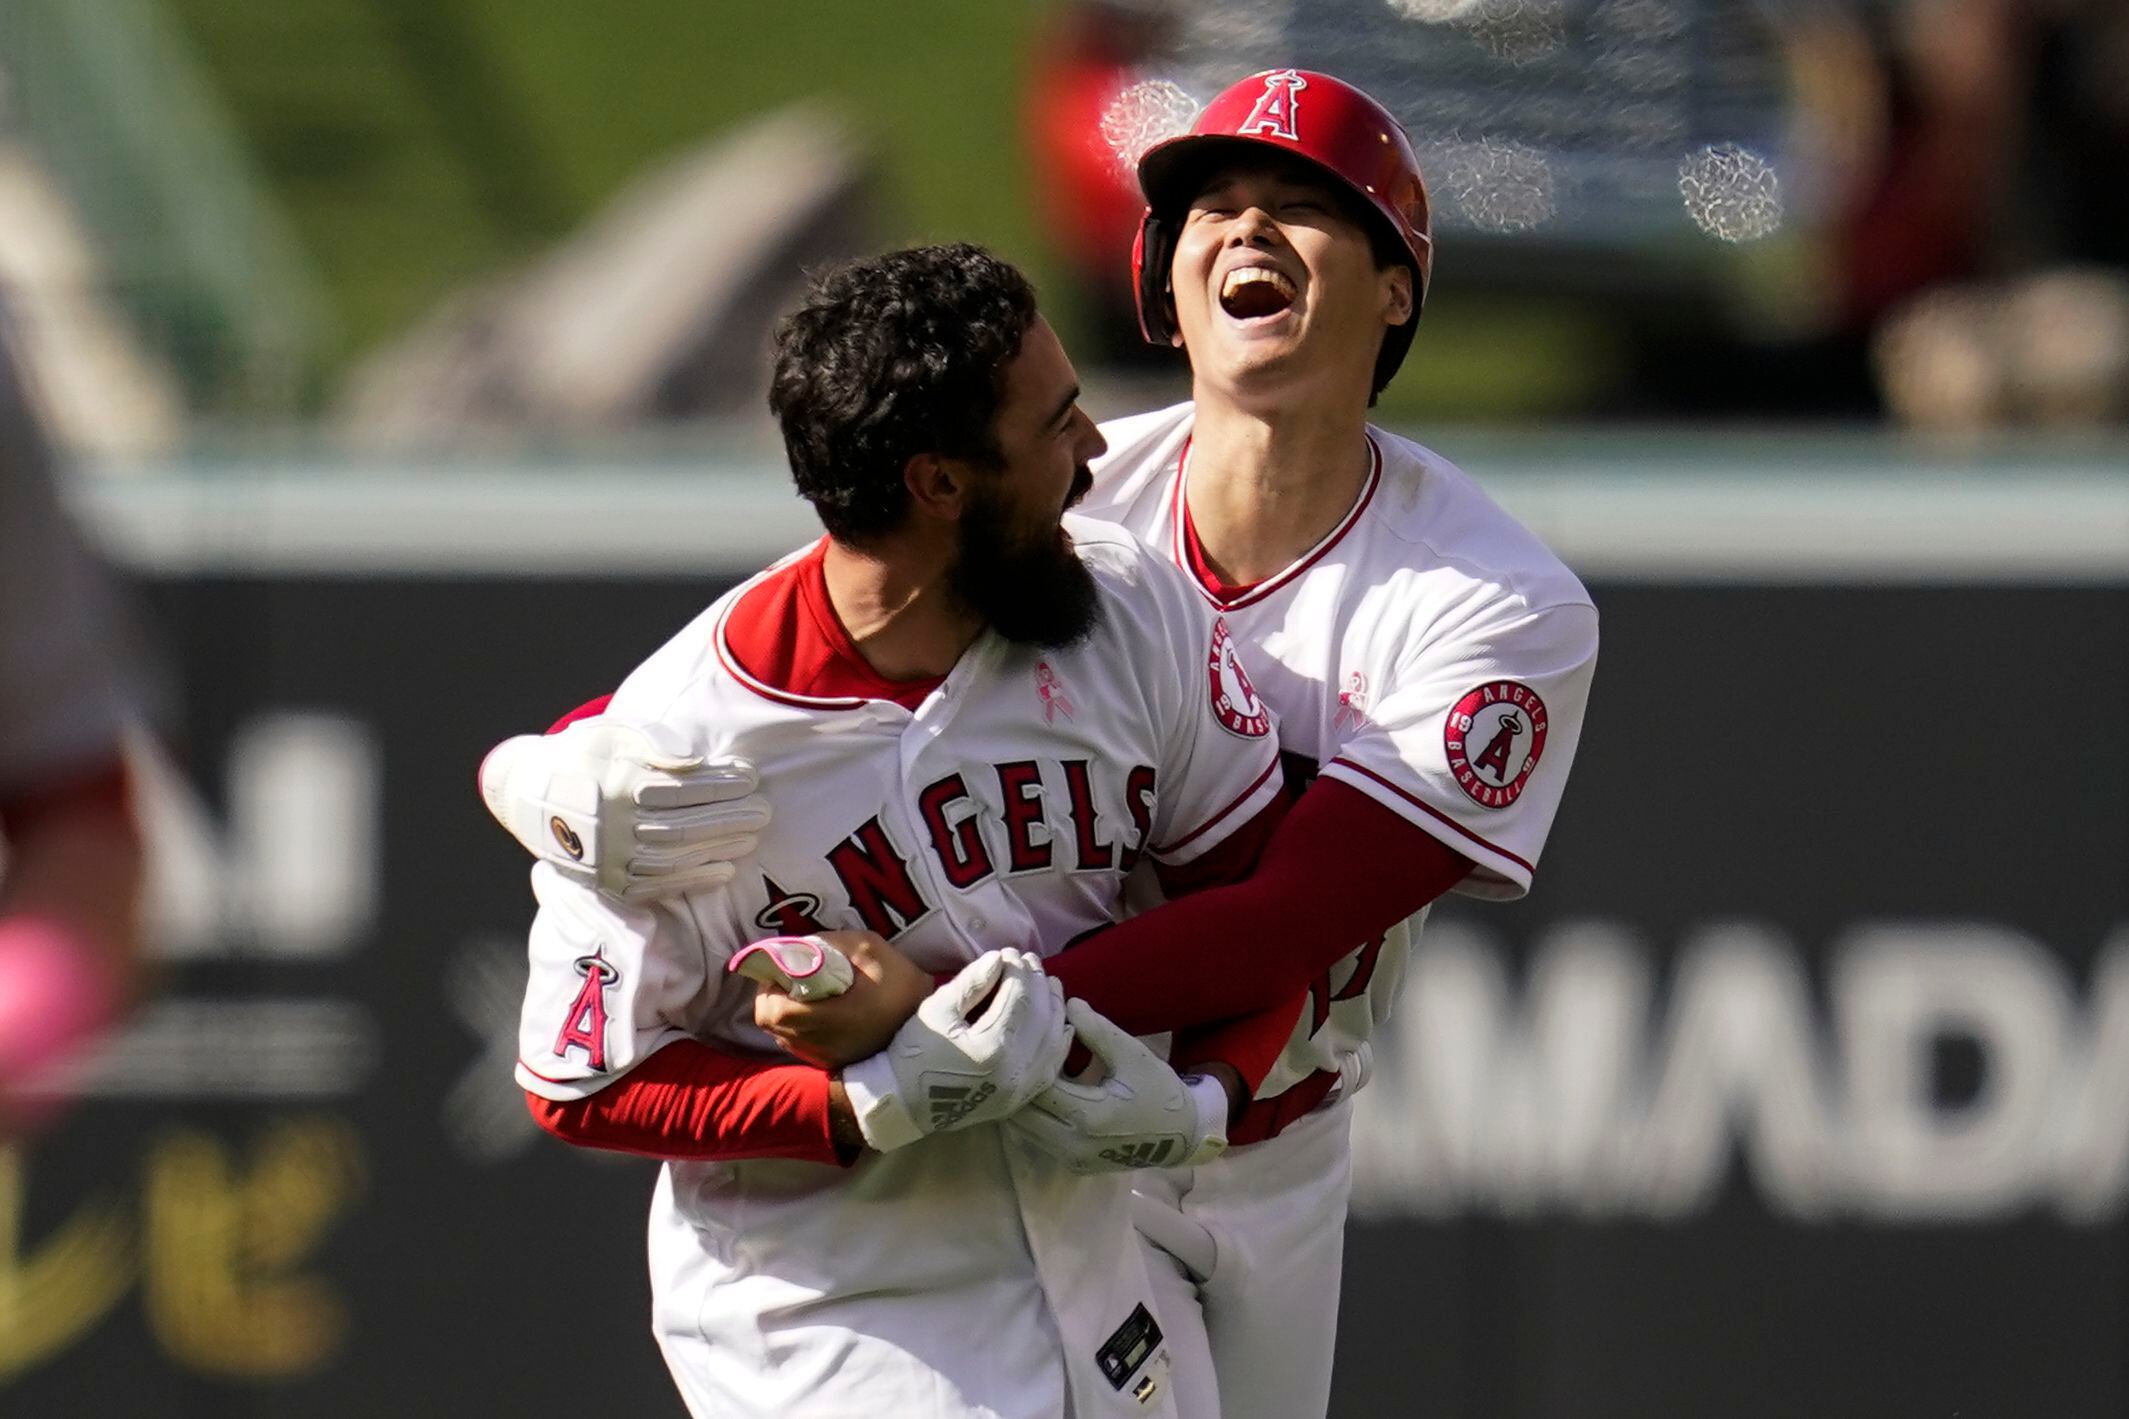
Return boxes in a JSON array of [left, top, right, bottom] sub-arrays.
[[1133, 1094, 1356, 1419]]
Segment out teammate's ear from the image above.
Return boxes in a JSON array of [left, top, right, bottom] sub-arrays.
[[903, 452, 967, 523], [1380, 265, 1414, 328]]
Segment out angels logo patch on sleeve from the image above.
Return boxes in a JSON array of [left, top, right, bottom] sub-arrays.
[[1445, 680, 1548, 808], [553, 949, 620, 1069], [1206, 616, 1271, 738]]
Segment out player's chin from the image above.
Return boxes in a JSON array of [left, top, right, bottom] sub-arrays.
[[1201, 337, 1306, 389], [1194, 311, 1306, 370]]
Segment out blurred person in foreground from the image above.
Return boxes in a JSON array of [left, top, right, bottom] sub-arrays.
[[0, 328, 151, 1135], [483, 72, 1598, 1419]]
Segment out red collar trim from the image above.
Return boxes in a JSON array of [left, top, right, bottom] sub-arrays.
[[1171, 433, 1383, 611], [715, 540, 944, 711]]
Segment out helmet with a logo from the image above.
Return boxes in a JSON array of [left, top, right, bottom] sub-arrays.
[[1132, 69, 1433, 395]]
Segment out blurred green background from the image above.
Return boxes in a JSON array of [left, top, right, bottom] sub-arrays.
[[164, 0, 1050, 369], [158, 0, 1608, 422], [2, 0, 2116, 440]]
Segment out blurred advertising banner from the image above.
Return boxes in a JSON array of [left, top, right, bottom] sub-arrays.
[[10, 451, 2125, 1417]]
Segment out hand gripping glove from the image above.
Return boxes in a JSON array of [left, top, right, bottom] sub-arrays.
[[840, 949, 1071, 1152], [478, 719, 771, 902], [1008, 999, 1229, 1173]]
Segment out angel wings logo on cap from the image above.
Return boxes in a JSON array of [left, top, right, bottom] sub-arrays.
[[1239, 70, 1307, 140], [1445, 680, 1548, 808]]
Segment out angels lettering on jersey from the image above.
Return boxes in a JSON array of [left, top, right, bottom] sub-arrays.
[[744, 757, 1161, 944]]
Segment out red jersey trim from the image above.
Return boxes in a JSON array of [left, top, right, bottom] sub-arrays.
[[1324, 757, 1535, 876], [1171, 434, 1383, 611], [1152, 756, 1281, 858], [712, 546, 869, 711], [712, 540, 942, 712]]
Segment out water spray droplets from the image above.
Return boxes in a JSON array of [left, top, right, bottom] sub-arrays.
[[1678, 143, 1783, 242], [1100, 80, 1202, 176]]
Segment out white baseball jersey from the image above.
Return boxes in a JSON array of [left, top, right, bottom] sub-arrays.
[[1082, 402, 1598, 1104], [515, 519, 1284, 1419]]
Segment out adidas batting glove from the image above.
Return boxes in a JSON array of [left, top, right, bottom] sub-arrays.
[[840, 948, 1070, 1152], [1008, 999, 1228, 1173]]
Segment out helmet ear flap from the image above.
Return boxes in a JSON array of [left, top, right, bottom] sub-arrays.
[[1133, 211, 1182, 348]]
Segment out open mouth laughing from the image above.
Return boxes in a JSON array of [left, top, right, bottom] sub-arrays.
[[1218, 265, 1298, 322]]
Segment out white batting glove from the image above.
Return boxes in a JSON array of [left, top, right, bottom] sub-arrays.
[[1008, 999, 1229, 1173], [840, 949, 1071, 1153], [478, 720, 771, 902], [726, 934, 856, 1002]]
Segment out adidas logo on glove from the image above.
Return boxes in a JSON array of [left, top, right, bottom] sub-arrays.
[[928, 1081, 998, 1131], [1095, 1139, 1180, 1170]]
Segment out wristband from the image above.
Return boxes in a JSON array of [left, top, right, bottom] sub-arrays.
[[1181, 1074, 1230, 1165], [839, 1051, 925, 1152]]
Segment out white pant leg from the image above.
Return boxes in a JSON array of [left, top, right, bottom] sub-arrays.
[[1141, 1239, 1221, 1419], [1132, 1167, 1221, 1419], [648, 1170, 728, 1419], [1194, 1097, 1355, 1419]]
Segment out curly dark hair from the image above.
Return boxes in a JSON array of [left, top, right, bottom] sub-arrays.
[[769, 243, 1040, 544]]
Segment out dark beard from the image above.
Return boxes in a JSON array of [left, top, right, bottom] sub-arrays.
[[951, 475, 1103, 649]]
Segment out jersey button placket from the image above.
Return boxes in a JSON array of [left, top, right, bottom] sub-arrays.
[[888, 662, 990, 960], [900, 640, 1040, 961]]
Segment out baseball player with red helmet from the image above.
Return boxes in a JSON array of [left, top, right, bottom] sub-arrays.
[[485, 71, 1597, 1418]]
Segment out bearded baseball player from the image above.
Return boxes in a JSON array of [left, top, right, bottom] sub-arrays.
[[486, 70, 1598, 1419], [500, 243, 1313, 1419]]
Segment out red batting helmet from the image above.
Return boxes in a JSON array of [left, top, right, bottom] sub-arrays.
[[1132, 69, 1434, 395]]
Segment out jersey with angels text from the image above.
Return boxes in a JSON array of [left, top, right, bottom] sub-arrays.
[[514, 518, 1281, 1419], [1083, 403, 1599, 1104]]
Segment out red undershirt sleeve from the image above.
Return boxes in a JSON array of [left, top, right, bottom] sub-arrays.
[[1167, 993, 1306, 1096], [545, 694, 615, 735], [526, 1037, 843, 1166], [1144, 792, 1304, 1094], [1047, 777, 1474, 1040]]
